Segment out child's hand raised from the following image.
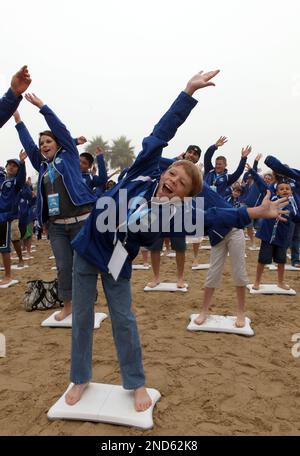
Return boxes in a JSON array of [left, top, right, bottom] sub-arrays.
[[184, 70, 220, 96], [19, 149, 27, 162], [25, 93, 44, 109]]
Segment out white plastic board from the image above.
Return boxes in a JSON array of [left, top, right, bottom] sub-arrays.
[[247, 284, 296, 295], [187, 314, 254, 336], [144, 282, 188, 292], [41, 312, 108, 328], [0, 279, 19, 289], [47, 382, 161, 430], [192, 264, 210, 270]]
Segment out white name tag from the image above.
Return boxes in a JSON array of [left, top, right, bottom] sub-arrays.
[[108, 240, 128, 281]]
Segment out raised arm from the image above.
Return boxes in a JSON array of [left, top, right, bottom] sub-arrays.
[[204, 136, 228, 175], [25, 93, 78, 157], [265, 155, 300, 182], [13, 110, 42, 171], [168, 188, 289, 238], [92, 146, 108, 189], [227, 145, 251, 185], [126, 70, 220, 179], [0, 66, 31, 128], [151, 70, 220, 144], [247, 163, 269, 194], [252, 153, 262, 173], [15, 149, 27, 189]]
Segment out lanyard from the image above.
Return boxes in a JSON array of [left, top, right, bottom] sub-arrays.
[[213, 172, 226, 186], [112, 195, 177, 246], [47, 162, 56, 189], [288, 196, 298, 215], [113, 192, 148, 245], [270, 218, 280, 244]]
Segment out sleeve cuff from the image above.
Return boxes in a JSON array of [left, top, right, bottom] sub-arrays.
[[237, 205, 251, 226], [6, 87, 22, 102]]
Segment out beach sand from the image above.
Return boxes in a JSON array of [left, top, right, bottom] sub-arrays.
[[1, 238, 300, 436]]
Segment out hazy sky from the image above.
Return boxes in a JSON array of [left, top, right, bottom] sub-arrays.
[[1, 0, 300, 179]]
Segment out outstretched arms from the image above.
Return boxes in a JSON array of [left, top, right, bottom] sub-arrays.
[[13, 110, 42, 171], [247, 190, 288, 221], [25, 93, 78, 156], [127, 70, 220, 179], [152, 70, 220, 144]]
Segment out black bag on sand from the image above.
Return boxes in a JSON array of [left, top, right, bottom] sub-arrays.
[[23, 279, 63, 311]]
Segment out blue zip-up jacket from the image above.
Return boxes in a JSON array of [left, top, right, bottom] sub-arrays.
[[82, 155, 108, 197], [225, 195, 241, 208], [256, 195, 300, 247], [15, 105, 97, 225], [72, 91, 251, 279], [0, 88, 22, 128], [239, 159, 259, 203], [0, 167, 6, 184], [242, 167, 272, 208], [264, 155, 300, 209], [159, 155, 238, 245], [0, 161, 26, 222], [204, 144, 247, 196], [265, 156, 300, 182]]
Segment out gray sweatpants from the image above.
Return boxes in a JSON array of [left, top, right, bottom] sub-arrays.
[[205, 228, 248, 288]]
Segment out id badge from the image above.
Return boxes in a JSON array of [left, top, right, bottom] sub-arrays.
[[48, 193, 60, 216], [108, 240, 128, 281], [210, 185, 217, 192]]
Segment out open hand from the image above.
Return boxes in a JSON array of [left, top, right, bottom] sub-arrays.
[[256, 190, 289, 221], [215, 136, 228, 148], [241, 145, 252, 158], [185, 70, 220, 96], [25, 93, 44, 109]]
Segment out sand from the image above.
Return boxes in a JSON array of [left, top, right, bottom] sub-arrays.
[[1, 238, 300, 436]]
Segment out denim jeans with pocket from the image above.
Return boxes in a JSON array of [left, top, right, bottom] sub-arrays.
[[70, 252, 145, 390], [48, 221, 85, 302]]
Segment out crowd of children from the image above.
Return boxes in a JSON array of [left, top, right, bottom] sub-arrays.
[[0, 66, 298, 414]]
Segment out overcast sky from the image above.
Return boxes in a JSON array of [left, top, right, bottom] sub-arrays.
[[1, 0, 300, 180]]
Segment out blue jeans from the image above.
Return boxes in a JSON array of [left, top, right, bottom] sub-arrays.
[[70, 252, 145, 390], [48, 221, 85, 302], [288, 222, 300, 265]]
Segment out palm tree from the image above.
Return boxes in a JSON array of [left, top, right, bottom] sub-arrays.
[[84, 136, 110, 166], [110, 136, 135, 170]]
